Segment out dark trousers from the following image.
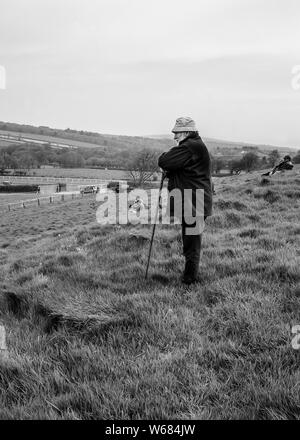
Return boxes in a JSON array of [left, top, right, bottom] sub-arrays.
[[181, 217, 206, 280]]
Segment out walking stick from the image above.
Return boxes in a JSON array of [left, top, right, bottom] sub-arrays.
[[145, 172, 165, 279]]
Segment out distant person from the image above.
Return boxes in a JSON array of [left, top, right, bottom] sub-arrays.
[[158, 117, 212, 285], [262, 155, 294, 177]]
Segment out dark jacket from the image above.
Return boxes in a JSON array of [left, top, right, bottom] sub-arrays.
[[158, 134, 213, 218], [274, 159, 294, 173], [262, 159, 294, 177]]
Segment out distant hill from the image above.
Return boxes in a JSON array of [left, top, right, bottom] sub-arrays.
[[0, 121, 298, 171], [0, 122, 171, 152], [1, 121, 297, 156], [149, 134, 298, 155]]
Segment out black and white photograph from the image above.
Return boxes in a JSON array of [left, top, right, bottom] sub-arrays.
[[0, 0, 300, 426]]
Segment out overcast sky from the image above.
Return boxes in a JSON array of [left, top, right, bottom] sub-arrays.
[[0, 0, 299, 147]]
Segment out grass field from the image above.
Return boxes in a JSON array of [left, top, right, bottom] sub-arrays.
[[1, 168, 128, 181], [27, 168, 128, 180], [0, 168, 300, 420], [0, 193, 40, 205], [0, 129, 108, 150], [0, 140, 11, 148]]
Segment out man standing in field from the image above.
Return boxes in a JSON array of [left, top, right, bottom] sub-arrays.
[[158, 117, 212, 285]]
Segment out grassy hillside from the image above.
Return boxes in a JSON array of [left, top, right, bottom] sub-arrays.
[[0, 168, 300, 420], [1, 121, 297, 155], [0, 124, 171, 152], [1, 122, 298, 175]]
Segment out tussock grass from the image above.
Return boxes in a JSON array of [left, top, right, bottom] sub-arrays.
[[0, 167, 300, 419]]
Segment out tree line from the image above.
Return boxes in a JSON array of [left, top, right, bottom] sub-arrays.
[[1, 142, 299, 179], [212, 149, 300, 175], [0, 143, 143, 172]]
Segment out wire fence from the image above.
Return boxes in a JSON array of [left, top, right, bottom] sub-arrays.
[[0, 191, 94, 214]]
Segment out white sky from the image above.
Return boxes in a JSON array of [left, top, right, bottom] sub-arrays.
[[0, 0, 300, 147]]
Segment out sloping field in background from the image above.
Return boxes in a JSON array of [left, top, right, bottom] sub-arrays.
[[0, 128, 171, 152], [1, 124, 296, 155], [0, 130, 108, 150], [23, 168, 128, 180], [0, 167, 299, 419]]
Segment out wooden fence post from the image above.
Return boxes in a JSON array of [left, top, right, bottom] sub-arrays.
[[0, 324, 8, 360]]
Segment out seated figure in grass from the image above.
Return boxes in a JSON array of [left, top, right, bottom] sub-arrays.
[[262, 155, 294, 177]]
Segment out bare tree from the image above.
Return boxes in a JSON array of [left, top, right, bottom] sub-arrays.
[[240, 152, 259, 172], [127, 149, 160, 187]]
